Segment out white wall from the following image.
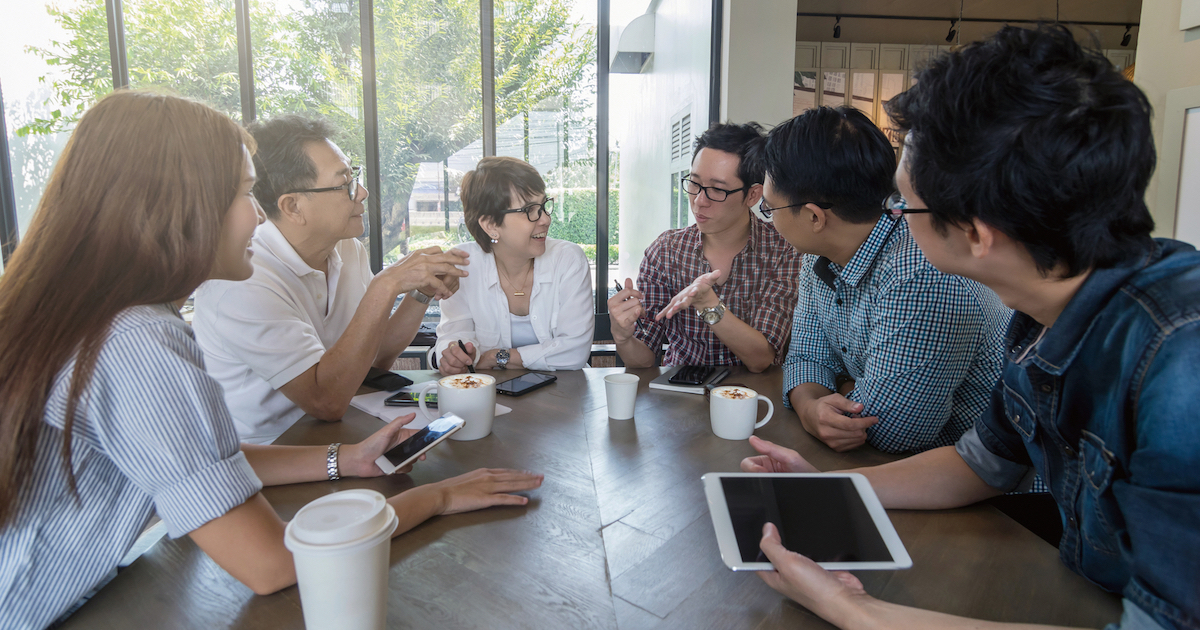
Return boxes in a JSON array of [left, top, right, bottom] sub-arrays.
[[1174, 107, 1200, 246], [611, 0, 711, 281], [1133, 0, 1200, 236], [721, 0, 795, 127]]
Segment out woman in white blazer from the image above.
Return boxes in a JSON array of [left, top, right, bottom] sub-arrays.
[[435, 157, 595, 374]]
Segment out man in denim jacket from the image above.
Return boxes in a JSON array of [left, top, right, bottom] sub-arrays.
[[739, 25, 1199, 630]]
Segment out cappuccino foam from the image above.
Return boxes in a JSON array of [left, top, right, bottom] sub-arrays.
[[443, 375, 493, 389], [716, 387, 752, 400]]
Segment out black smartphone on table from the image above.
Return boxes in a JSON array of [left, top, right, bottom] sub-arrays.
[[669, 365, 715, 386], [384, 391, 437, 408], [363, 367, 413, 392], [496, 372, 558, 396]]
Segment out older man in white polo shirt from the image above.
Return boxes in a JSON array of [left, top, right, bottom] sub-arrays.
[[194, 116, 468, 444]]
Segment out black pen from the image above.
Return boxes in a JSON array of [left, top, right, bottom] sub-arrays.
[[614, 279, 623, 292], [457, 339, 476, 373]]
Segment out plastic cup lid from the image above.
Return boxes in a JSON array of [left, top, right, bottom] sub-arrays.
[[288, 489, 391, 546]]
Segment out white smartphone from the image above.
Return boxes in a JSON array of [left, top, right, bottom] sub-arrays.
[[373, 413, 465, 475], [701, 472, 912, 571]]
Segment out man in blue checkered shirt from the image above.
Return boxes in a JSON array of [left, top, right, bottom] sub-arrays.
[[762, 107, 1011, 454]]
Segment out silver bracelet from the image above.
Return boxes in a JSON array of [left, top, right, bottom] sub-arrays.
[[326, 443, 341, 481], [409, 289, 432, 305]]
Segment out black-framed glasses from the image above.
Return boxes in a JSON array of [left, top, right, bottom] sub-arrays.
[[681, 178, 747, 203], [284, 166, 362, 201], [757, 198, 831, 219], [503, 197, 555, 222], [882, 191, 932, 220]]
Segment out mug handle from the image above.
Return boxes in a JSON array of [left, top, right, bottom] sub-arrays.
[[417, 382, 440, 422], [754, 395, 774, 429]]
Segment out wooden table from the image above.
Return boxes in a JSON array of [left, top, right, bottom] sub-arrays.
[[61, 367, 1122, 629]]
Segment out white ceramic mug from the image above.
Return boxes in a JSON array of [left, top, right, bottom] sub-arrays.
[[418, 374, 496, 441], [284, 490, 398, 630], [709, 385, 773, 440]]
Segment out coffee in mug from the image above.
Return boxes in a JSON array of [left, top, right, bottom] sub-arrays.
[[418, 374, 496, 440], [709, 385, 773, 440]]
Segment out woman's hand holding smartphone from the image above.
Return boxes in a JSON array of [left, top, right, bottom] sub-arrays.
[[374, 414, 465, 474]]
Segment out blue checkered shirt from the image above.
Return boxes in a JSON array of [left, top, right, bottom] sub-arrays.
[[783, 217, 1012, 454]]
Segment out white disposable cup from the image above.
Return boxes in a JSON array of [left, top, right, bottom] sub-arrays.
[[284, 490, 398, 630], [604, 373, 640, 420], [418, 373, 496, 440], [709, 385, 774, 440]]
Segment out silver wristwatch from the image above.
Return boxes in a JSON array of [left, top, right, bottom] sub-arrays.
[[326, 443, 341, 480], [697, 301, 727, 326], [409, 289, 432, 305], [495, 348, 510, 369]]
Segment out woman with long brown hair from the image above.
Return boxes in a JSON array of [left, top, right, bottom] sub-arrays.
[[0, 91, 541, 629]]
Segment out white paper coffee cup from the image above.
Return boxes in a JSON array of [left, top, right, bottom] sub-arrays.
[[284, 489, 398, 630], [604, 373, 639, 420]]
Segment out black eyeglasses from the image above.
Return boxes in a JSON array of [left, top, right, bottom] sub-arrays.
[[503, 197, 555, 222], [757, 198, 831, 219], [284, 166, 362, 201], [882, 191, 932, 220], [681, 178, 747, 203]]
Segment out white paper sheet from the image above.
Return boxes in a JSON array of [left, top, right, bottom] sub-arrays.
[[350, 388, 512, 429]]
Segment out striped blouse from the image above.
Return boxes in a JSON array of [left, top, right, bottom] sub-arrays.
[[0, 304, 263, 629]]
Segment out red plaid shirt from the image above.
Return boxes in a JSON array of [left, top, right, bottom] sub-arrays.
[[634, 215, 803, 367]]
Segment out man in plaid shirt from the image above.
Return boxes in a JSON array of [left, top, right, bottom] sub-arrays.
[[762, 107, 1011, 454], [607, 123, 802, 371]]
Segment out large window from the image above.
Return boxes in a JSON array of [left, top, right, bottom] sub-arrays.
[[2, 0, 611, 302], [2, 0, 108, 239]]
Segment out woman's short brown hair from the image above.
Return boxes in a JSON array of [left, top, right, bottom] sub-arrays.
[[460, 156, 546, 253]]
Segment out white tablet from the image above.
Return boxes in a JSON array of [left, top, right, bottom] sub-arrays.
[[701, 472, 912, 571]]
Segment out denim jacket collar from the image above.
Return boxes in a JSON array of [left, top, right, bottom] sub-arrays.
[[1017, 244, 1163, 376]]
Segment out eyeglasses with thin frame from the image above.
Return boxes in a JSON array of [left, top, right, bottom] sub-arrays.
[[502, 197, 555, 222], [284, 166, 362, 201], [882, 191, 933, 220], [757, 198, 832, 219], [681, 177, 747, 203]]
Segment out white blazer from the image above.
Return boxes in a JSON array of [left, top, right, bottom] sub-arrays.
[[435, 238, 596, 370]]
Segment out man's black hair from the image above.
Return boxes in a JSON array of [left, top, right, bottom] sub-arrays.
[[247, 115, 339, 220], [692, 122, 767, 187], [763, 107, 896, 224], [885, 25, 1156, 277]]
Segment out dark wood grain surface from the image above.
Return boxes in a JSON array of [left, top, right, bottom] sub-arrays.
[[60, 367, 1122, 629]]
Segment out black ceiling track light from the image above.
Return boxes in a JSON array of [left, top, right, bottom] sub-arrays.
[[946, 19, 958, 43], [833, 15, 841, 39], [1121, 24, 1132, 47]]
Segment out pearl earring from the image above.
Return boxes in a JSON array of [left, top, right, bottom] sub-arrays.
[[490, 235, 499, 243]]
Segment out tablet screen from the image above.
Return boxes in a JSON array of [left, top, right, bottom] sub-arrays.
[[720, 476, 893, 563]]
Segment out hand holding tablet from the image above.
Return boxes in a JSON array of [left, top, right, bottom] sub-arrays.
[[701, 472, 911, 572]]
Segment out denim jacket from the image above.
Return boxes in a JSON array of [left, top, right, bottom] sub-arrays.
[[955, 239, 1200, 630]]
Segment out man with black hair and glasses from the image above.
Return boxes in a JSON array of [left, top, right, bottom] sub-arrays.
[[194, 115, 468, 444], [761, 106, 1011, 455], [743, 25, 1199, 630], [608, 122, 802, 372]]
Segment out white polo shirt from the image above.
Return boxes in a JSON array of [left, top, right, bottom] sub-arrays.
[[193, 220, 373, 444]]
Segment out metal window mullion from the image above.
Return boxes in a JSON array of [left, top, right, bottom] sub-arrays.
[[596, 0, 609, 312], [709, 0, 722, 126], [105, 0, 129, 89], [360, 0, 383, 272], [0, 84, 19, 263], [481, 0, 496, 156], [234, 0, 256, 123]]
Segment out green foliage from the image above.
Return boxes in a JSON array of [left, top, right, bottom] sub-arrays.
[[21, 0, 595, 257], [577, 244, 619, 263], [547, 188, 617, 245]]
